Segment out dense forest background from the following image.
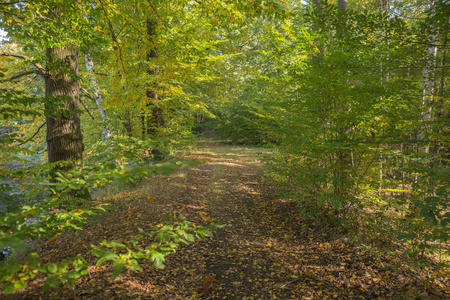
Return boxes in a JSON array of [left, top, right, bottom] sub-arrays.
[[0, 0, 449, 296]]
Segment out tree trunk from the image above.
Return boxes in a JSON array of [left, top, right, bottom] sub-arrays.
[[122, 110, 133, 137], [145, 15, 164, 160], [45, 44, 90, 199], [145, 17, 163, 137], [337, 0, 347, 11], [420, 0, 438, 153], [85, 52, 112, 141], [313, 0, 323, 11]]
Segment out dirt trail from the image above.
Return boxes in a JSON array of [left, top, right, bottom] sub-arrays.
[[6, 145, 448, 299]]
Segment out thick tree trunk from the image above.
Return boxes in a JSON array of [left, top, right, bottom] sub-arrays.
[[45, 44, 90, 199]]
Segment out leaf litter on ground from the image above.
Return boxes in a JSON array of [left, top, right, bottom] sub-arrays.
[[2, 144, 449, 299]]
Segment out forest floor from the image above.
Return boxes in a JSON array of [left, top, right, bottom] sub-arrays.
[[5, 143, 450, 299]]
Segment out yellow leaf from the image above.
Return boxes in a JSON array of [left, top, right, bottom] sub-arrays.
[[73, 209, 84, 215]]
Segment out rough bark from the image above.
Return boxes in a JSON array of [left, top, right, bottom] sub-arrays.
[[45, 44, 90, 199]]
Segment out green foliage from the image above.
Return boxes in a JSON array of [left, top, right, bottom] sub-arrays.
[[92, 214, 223, 278], [1, 1, 448, 296], [256, 0, 450, 257], [0, 213, 222, 294], [208, 102, 272, 145]]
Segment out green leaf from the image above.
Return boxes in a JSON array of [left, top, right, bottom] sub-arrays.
[[179, 239, 189, 245], [150, 252, 166, 269], [66, 276, 76, 287], [124, 150, 134, 158], [126, 261, 141, 271], [96, 251, 117, 265], [47, 263, 58, 274], [104, 241, 126, 248], [3, 282, 15, 294], [111, 264, 124, 281], [159, 247, 175, 252], [185, 233, 195, 242], [13, 279, 26, 289], [7, 264, 22, 274], [27, 252, 39, 260]]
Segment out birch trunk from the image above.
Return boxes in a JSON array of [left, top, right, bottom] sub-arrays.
[[85, 53, 112, 141], [421, 0, 438, 153]]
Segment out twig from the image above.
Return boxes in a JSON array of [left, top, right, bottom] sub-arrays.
[[277, 277, 302, 289], [18, 122, 46, 146], [79, 97, 95, 120], [81, 87, 95, 101]]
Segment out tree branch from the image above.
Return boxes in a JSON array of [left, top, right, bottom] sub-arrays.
[[79, 95, 96, 120], [0, 69, 42, 82], [18, 122, 46, 146], [0, 52, 46, 73], [81, 87, 96, 101]]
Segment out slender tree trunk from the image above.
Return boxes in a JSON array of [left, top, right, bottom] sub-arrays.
[[85, 52, 112, 141], [312, 0, 323, 11], [420, 0, 438, 153], [145, 14, 164, 159], [122, 110, 133, 137], [337, 0, 347, 11], [45, 44, 90, 199], [438, 35, 449, 161], [145, 17, 163, 137], [312, 0, 324, 59]]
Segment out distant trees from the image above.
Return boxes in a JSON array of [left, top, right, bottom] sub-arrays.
[[205, 0, 449, 254]]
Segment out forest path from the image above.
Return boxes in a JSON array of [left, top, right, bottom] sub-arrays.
[[9, 145, 446, 299]]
